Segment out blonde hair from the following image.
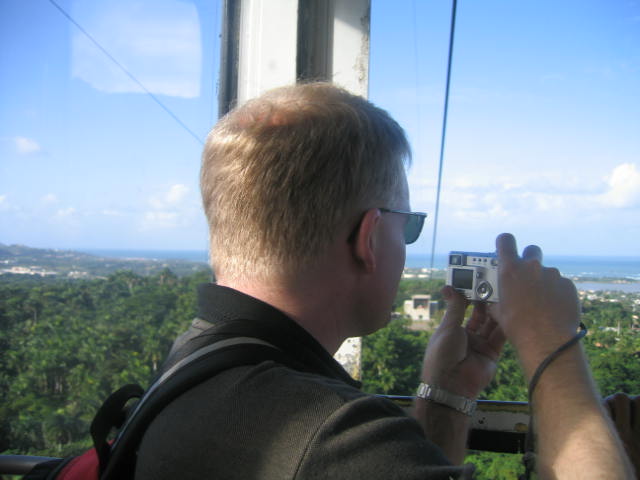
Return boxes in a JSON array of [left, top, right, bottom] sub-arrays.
[[201, 83, 410, 281]]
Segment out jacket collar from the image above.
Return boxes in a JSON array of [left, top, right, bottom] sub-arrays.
[[196, 283, 361, 388]]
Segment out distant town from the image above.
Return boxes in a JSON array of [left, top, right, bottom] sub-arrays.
[[0, 243, 211, 279], [2, 243, 638, 329]]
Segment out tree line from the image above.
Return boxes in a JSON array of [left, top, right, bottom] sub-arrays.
[[1, 272, 638, 478], [0, 269, 208, 456]]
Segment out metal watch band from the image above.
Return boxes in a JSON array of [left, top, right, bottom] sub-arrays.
[[416, 382, 477, 416]]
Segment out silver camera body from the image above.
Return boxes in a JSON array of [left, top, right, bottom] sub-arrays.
[[446, 251, 500, 303]]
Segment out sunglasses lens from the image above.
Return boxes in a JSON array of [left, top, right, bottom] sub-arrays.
[[404, 214, 425, 244]]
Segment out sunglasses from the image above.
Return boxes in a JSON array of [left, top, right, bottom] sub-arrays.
[[379, 208, 427, 244]]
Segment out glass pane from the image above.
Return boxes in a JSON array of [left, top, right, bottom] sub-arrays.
[[369, 0, 640, 469], [370, 1, 639, 264], [1, 0, 220, 255], [0, 0, 221, 458]]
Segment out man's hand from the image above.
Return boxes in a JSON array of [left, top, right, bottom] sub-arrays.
[[421, 286, 506, 399], [492, 233, 582, 378], [486, 233, 634, 479], [414, 285, 505, 464]]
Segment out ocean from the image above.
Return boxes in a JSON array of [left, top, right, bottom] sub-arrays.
[[83, 249, 210, 263], [404, 254, 640, 280], [81, 249, 640, 292], [406, 254, 640, 293]]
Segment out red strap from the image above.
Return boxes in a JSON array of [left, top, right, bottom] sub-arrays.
[[57, 449, 100, 480]]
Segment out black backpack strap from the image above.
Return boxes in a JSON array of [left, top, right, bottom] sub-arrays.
[[90, 383, 144, 475], [23, 384, 144, 480], [100, 338, 289, 480]]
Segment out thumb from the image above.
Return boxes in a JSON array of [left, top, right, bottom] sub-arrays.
[[440, 285, 468, 328]]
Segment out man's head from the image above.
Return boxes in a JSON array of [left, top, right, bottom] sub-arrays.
[[201, 82, 411, 283]]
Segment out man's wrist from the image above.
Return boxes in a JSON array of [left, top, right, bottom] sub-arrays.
[[416, 383, 477, 416], [516, 330, 586, 381]]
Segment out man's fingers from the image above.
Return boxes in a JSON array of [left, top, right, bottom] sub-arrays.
[[522, 245, 543, 263], [496, 233, 518, 265], [487, 325, 507, 353], [441, 286, 468, 328], [478, 315, 497, 338], [467, 302, 487, 332]]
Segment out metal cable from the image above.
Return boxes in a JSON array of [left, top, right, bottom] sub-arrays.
[[429, 0, 458, 273], [411, 0, 423, 161], [48, 0, 204, 146]]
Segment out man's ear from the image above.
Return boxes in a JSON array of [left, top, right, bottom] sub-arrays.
[[351, 208, 381, 274]]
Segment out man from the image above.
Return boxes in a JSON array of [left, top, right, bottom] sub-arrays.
[[136, 83, 633, 479]]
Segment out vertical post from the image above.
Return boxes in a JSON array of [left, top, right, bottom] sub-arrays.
[[219, 0, 299, 113], [331, 0, 370, 97], [218, 0, 240, 117], [220, 0, 370, 108]]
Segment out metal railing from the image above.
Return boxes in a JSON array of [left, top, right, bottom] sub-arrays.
[[0, 399, 529, 476], [387, 397, 529, 453], [0, 455, 60, 476]]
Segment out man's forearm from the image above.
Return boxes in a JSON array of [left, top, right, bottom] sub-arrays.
[[523, 345, 634, 479], [413, 399, 471, 465]]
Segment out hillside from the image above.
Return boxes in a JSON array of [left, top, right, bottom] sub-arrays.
[[0, 243, 211, 279]]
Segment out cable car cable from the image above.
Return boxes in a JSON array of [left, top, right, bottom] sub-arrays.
[[411, 0, 423, 158], [429, 0, 457, 274], [47, 0, 204, 146], [210, 0, 221, 127]]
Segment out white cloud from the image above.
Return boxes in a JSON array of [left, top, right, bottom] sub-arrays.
[[410, 171, 602, 206], [0, 194, 7, 210], [422, 164, 639, 236], [146, 211, 177, 222], [530, 193, 567, 212], [55, 207, 77, 218], [599, 163, 640, 208], [41, 193, 58, 205], [141, 211, 179, 229], [141, 183, 195, 230], [148, 183, 190, 209], [101, 209, 124, 217], [165, 184, 189, 204], [14, 137, 41, 155], [417, 170, 611, 228], [71, 0, 201, 98]]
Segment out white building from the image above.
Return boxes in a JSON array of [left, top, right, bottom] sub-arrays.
[[403, 294, 435, 322]]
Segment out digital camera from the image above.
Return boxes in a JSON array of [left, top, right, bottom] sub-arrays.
[[446, 251, 500, 303]]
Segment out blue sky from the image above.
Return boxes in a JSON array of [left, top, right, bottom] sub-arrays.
[[1, 0, 639, 256]]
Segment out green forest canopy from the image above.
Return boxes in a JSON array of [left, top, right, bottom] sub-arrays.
[[1, 271, 638, 478]]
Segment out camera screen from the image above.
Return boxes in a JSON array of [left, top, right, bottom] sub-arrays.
[[452, 268, 474, 290]]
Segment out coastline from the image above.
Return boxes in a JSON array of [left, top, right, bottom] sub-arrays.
[[402, 269, 640, 292], [572, 281, 640, 293], [401, 268, 640, 293], [76, 249, 640, 292]]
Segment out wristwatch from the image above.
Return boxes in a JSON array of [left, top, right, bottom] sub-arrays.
[[416, 382, 477, 416]]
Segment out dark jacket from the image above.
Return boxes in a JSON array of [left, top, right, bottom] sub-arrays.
[[135, 284, 474, 479]]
